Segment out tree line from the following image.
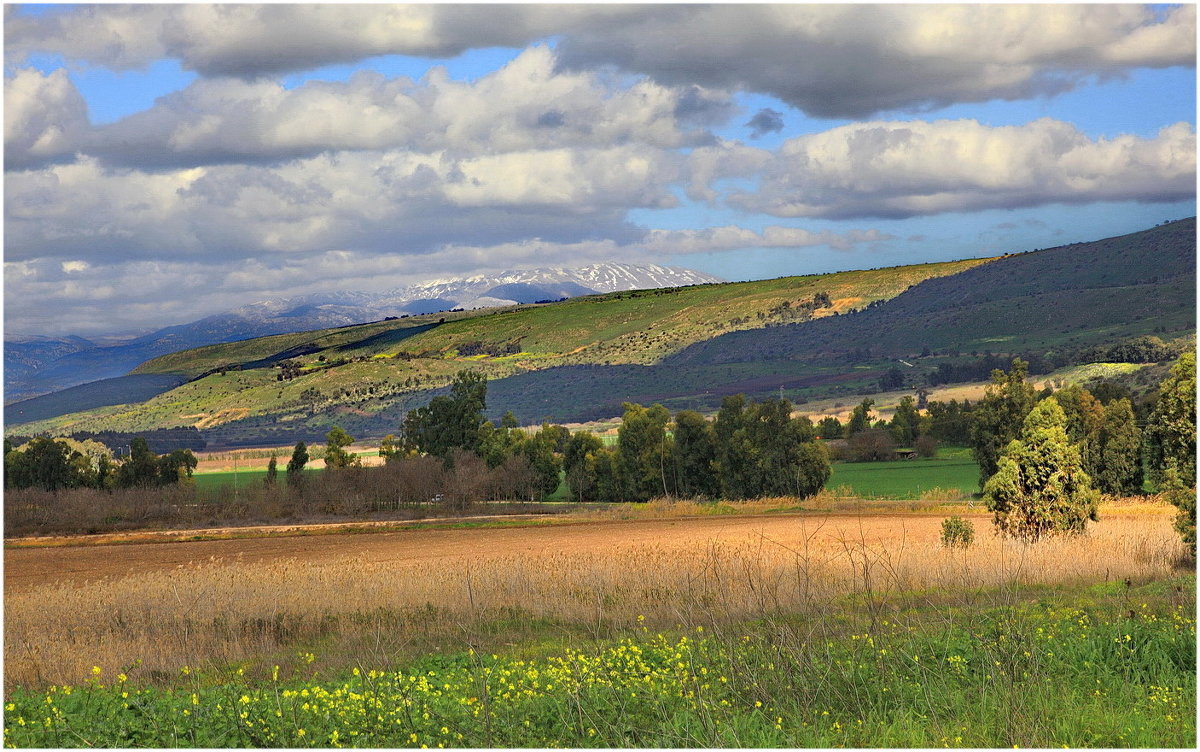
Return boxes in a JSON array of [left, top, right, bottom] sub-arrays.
[[4, 436, 198, 492], [7, 354, 1191, 550], [970, 356, 1192, 545], [345, 371, 833, 503], [810, 354, 1195, 548]]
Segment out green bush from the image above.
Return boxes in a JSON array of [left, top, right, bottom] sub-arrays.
[[940, 515, 975, 548]]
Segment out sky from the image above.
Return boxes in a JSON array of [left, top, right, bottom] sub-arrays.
[[4, 3, 1197, 337]]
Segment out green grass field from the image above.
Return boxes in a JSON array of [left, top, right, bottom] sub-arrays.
[[6, 577, 1193, 748], [192, 467, 321, 492], [828, 446, 980, 499]]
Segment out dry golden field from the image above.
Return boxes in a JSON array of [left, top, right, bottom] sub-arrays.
[[4, 500, 1187, 690]]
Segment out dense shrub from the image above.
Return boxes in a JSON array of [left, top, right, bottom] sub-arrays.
[[983, 398, 1100, 543], [939, 516, 975, 548]]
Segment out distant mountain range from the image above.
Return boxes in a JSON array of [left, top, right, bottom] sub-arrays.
[[4, 263, 723, 402]]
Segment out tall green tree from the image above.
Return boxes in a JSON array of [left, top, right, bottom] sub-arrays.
[[1161, 468, 1195, 555], [1143, 353, 1196, 551], [592, 446, 623, 502], [926, 399, 973, 445], [889, 396, 921, 446], [670, 410, 720, 498], [116, 437, 161, 489], [790, 441, 833, 499], [286, 441, 309, 485], [519, 426, 563, 498], [714, 395, 758, 499], [617, 402, 673, 501], [816, 415, 844, 440], [1144, 352, 1196, 489], [713, 396, 829, 499], [264, 456, 278, 485], [745, 399, 826, 498], [402, 370, 489, 460], [158, 449, 198, 485], [564, 432, 604, 502], [1054, 383, 1105, 479], [970, 359, 1037, 487], [846, 399, 875, 437], [541, 424, 572, 453], [324, 426, 356, 468], [1093, 398, 1143, 496], [982, 397, 1100, 542]]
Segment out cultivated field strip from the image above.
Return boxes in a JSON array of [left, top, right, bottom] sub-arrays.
[[5, 509, 1184, 688]]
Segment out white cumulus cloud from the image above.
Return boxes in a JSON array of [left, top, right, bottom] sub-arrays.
[[6, 4, 1194, 117], [79, 46, 726, 170], [695, 119, 1196, 219], [4, 67, 90, 169]]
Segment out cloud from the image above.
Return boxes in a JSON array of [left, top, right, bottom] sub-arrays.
[[4, 67, 89, 169], [2, 4, 630, 76], [4, 140, 680, 264], [638, 226, 892, 255], [10, 48, 730, 170], [7, 5, 1194, 117], [4, 223, 890, 335], [745, 108, 784, 139], [684, 140, 773, 203], [694, 119, 1196, 219], [556, 4, 1197, 117]]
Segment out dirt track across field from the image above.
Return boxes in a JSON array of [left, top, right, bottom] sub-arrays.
[[4, 512, 966, 594]]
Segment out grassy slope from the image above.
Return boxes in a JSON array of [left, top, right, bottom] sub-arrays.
[[671, 217, 1195, 366], [475, 219, 1195, 422], [136, 258, 986, 374], [3, 373, 189, 425], [372, 258, 989, 365], [133, 317, 461, 378], [12, 258, 986, 436]]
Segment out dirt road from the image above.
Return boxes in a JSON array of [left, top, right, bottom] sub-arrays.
[[4, 512, 960, 593]]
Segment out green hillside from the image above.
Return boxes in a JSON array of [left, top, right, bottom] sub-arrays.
[[10, 218, 1194, 444], [136, 258, 986, 375], [470, 219, 1194, 423], [12, 258, 985, 438]]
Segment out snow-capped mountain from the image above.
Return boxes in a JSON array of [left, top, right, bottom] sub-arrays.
[[6, 263, 725, 401], [376, 263, 724, 307]]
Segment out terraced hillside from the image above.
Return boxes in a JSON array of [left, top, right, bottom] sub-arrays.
[[8, 258, 988, 440]]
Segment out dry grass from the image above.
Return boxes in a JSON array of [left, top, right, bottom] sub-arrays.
[[5, 505, 1186, 690], [571, 491, 978, 521], [918, 486, 974, 502]]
